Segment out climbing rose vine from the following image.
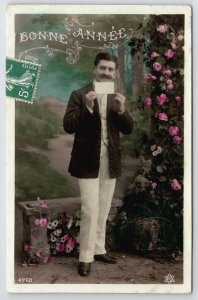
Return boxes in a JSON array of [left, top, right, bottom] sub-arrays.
[[142, 15, 184, 250]]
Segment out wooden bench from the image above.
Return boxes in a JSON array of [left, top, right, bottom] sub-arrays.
[[17, 197, 123, 254]]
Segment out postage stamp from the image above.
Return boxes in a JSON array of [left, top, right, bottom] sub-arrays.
[[5, 4, 192, 294], [6, 57, 41, 103]]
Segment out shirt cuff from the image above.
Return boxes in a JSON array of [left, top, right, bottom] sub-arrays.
[[86, 105, 94, 114], [118, 108, 126, 115]]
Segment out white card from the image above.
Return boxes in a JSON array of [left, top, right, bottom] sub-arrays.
[[94, 82, 115, 94]]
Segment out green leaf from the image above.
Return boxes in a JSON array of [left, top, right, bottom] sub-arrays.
[[156, 165, 163, 173], [159, 176, 167, 182]]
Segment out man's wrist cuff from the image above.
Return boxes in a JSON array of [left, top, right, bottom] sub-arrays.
[[118, 107, 126, 115]]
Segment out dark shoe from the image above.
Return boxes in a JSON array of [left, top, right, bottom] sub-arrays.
[[78, 262, 91, 277], [94, 253, 117, 264]]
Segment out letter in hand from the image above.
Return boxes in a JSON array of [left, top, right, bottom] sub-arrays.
[[114, 93, 126, 113], [85, 91, 97, 110]]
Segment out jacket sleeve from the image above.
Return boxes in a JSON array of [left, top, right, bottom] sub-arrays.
[[63, 91, 95, 134], [114, 109, 134, 135]]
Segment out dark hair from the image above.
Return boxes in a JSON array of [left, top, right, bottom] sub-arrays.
[[94, 52, 118, 70]]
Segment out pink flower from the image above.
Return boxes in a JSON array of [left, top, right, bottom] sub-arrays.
[[35, 219, 41, 226], [68, 238, 76, 249], [150, 190, 156, 198], [171, 179, 182, 190], [164, 49, 175, 59], [151, 52, 159, 59], [157, 24, 168, 33], [153, 62, 162, 72], [144, 98, 152, 106], [146, 74, 157, 82], [37, 197, 48, 208], [24, 244, 33, 252], [163, 70, 172, 77], [40, 218, 48, 227], [171, 41, 177, 51], [167, 84, 174, 90], [158, 112, 168, 121], [166, 79, 172, 85], [157, 93, 168, 105], [146, 74, 153, 82], [169, 126, 180, 136], [63, 234, 69, 241], [56, 243, 65, 252], [175, 96, 182, 102], [151, 182, 157, 190], [36, 251, 43, 257], [173, 136, 183, 144], [43, 256, 51, 264]]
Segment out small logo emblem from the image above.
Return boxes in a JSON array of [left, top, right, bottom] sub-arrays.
[[164, 273, 175, 284]]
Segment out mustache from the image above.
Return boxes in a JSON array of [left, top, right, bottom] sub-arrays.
[[99, 74, 113, 79]]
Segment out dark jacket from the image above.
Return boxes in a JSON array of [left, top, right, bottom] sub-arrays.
[[63, 83, 133, 178]]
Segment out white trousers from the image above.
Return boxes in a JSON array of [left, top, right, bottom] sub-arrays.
[[78, 146, 116, 263]]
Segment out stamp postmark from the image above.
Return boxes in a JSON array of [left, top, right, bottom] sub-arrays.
[[6, 57, 41, 103]]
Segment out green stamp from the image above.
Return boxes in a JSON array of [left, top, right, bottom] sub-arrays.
[[6, 58, 41, 103]]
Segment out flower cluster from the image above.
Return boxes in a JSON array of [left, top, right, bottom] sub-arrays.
[[47, 213, 80, 256], [22, 243, 51, 267], [23, 198, 81, 266]]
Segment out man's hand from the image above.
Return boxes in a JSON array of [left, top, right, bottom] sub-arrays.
[[85, 91, 97, 110], [114, 93, 126, 113]]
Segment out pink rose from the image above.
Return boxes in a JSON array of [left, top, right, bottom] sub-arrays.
[[146, 74, 153, 82], [167, 84, 174, 90], [173, 136, 183, 144], [147, 74, 157, 82], [169, 126, 180, 136], [157, 93, 168, 105], [144, 97, 152, 106], [153, 62, 162, 72], [151, 182, 157, 189], [151, 52, 159, 59], [175, 96, 182, 102], [166, 79, 172, 85], [163, 70, 172, 77], [43, 256, 51, 264], [158, 112, 168, 121], [171, 41, 177, 51], [157, 24, 168, 33], [171, 179, 182, 190], [164, 49, 175, 59], [39, 218, 48, 227]]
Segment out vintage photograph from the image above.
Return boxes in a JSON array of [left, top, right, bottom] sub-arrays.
[[6, 5, 191, 293]]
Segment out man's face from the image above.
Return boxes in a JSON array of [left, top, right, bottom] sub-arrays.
[[94, 59, 117, 82]]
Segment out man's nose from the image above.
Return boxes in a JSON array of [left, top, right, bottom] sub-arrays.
[[103, 68, 110, 75]]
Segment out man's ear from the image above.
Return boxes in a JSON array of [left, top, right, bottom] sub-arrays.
[[93, 66, 96, 75]]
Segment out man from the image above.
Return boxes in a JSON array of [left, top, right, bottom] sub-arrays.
[[63, 52, 133, 276]]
